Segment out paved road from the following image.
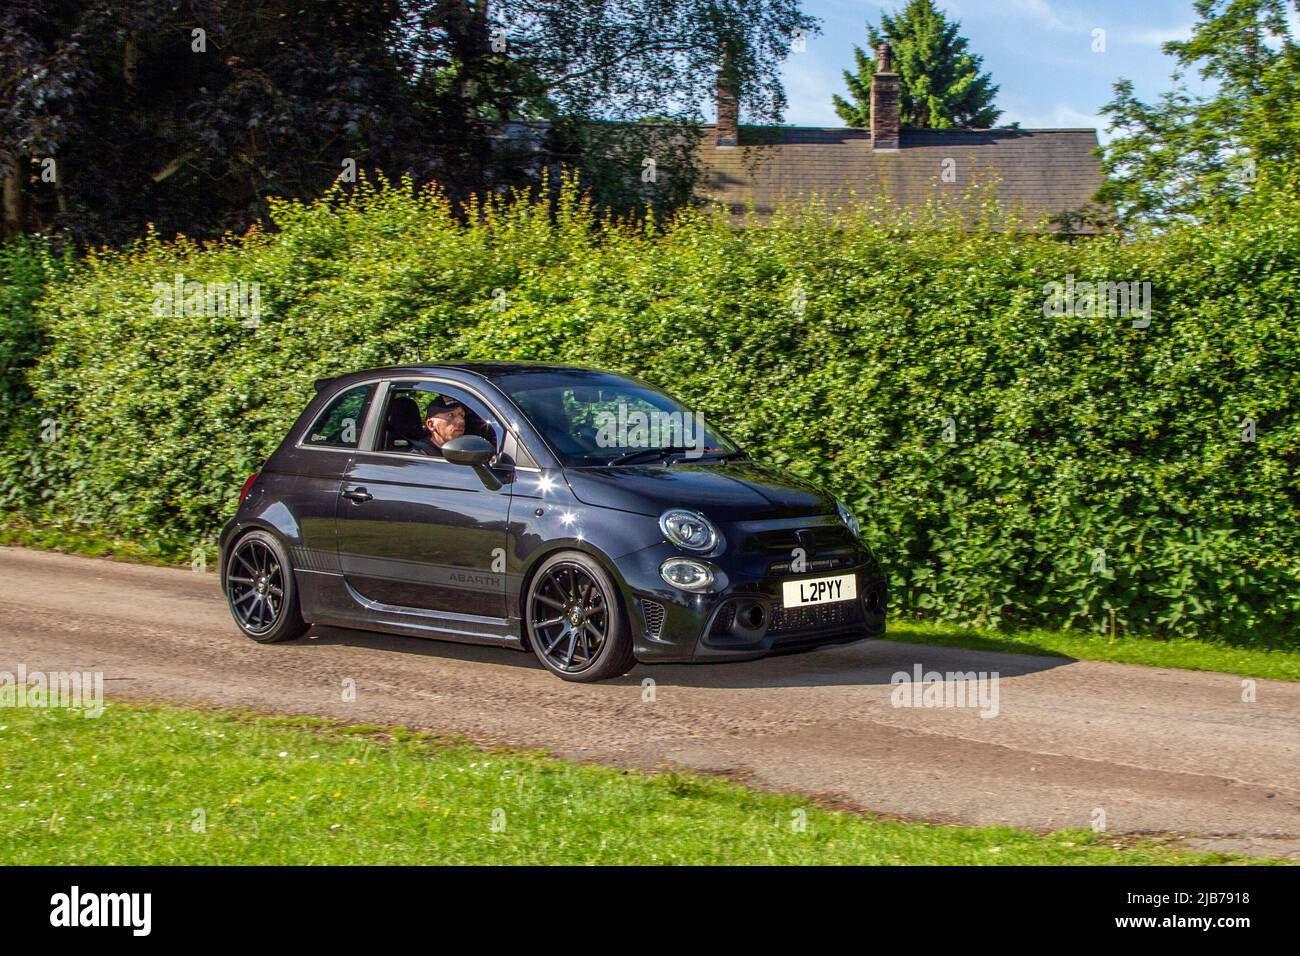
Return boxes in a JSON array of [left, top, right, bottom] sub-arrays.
[[3, 546, 1297, 858]]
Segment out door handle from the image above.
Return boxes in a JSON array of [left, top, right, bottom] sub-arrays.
[[342, 487, 373, 503]]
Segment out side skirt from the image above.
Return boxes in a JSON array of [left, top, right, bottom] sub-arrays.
[[296, 569, 525, 650]]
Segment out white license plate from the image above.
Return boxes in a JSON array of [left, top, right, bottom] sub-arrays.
[[781, 573, 857, 608]]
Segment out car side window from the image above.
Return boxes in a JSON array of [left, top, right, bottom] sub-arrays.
[[303, 383, 374, 448], [378, 382, 502, 458]]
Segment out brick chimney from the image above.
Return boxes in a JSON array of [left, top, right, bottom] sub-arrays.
[[870, 42, 900, 151], [716, 55, 738, 148]]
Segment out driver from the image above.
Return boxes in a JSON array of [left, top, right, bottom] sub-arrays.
[[425, 396, 468, 451]]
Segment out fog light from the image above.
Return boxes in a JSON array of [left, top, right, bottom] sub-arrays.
[[729, 599, 767, 640], [660, 558, 715, 591], [737, 601, 765, 630]]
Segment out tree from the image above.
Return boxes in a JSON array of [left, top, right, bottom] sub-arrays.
[[400, 0, 819, 217], [832, 0, 1000, 129], [0, 0, 420, 245], [1098, 0, 1300, 227], [1, 0, 818, 243]]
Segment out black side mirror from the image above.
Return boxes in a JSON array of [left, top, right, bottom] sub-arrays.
[[441, 435, 502, 490], [442, 435, 494, 466]]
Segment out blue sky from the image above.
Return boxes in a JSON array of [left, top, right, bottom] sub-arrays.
[[774, 0, 1230, 141]]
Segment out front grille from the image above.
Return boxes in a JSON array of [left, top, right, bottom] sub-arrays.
[[750, 524, 855, 555], [766, 556, 852, 575], [641, 600, 665, 638], [768, 599, 863, 637]]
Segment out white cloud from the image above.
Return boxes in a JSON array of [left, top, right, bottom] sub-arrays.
[[1000, 102, 1106, 134], [1116, 24, 1194, 47], [975, 0, 1089, 33], [817, 0, 890, 15], [781, 58, 845, 128], [959, 0, 1190, 45]]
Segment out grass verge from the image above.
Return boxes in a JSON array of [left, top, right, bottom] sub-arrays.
[[0, 700, 1280, 865], [0, 518, 192, 566], [886, 620, 1300, 683]]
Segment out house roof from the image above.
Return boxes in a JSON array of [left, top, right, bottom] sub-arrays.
[[697, 126, 1105, 232]]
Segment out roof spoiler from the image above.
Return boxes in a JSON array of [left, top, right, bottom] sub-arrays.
[[312, 376, 336, 393]]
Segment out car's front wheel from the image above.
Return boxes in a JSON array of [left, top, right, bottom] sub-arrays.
[[223, 529, 309, 644], [525, 552, 636, 682]]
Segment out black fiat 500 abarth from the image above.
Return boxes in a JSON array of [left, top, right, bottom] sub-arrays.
[[220, 364, 887, 681]]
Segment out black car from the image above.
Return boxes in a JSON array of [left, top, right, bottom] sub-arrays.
[[219, 364, 887, 681]]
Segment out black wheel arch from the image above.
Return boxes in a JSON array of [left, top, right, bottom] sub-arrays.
[[516, 540, 631, 649], [219, 521, 315, 624]]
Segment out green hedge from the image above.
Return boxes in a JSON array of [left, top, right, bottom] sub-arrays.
[[0, 237, 68, 423], [0, 237, 72, 517], [3, 177, 1298, 644]]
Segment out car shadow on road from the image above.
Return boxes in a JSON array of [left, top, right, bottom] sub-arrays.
[[622, 638, 1074, 689], [297, 626, 1074, 690], [300, 625, 546, 668]]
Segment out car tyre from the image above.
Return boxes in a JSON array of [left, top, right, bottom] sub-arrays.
[[525, 551, 636, 682], [223, 529, 309, 644]]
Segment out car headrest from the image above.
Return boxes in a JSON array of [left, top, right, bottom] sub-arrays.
[[464, 408, 496, 442], [386, 395, 427, 442]]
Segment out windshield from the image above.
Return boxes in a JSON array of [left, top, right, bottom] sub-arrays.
[[494, 369, 740, 467]]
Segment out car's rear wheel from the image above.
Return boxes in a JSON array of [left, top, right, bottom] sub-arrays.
[[224, 529, 309, 644], [525, 552, 635, 682]]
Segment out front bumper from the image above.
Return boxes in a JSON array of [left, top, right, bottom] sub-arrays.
[[614, 517, 888, 663]]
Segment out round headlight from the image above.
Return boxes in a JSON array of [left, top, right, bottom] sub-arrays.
[[835, 499, 863, 540], [660, 558, 715, 591], [659, 509, 720, 552]]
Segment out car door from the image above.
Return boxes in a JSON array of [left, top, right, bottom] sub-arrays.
[[336, 379, 513, 620], [277, 380, 379, 574]]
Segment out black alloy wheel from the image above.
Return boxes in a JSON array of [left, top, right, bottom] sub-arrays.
[[526, 552, 635, 682], [224, 529, 309, 643]]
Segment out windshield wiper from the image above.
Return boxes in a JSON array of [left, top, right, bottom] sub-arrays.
[[605, 446, 743, 466], [606, 446, 698, 465]]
